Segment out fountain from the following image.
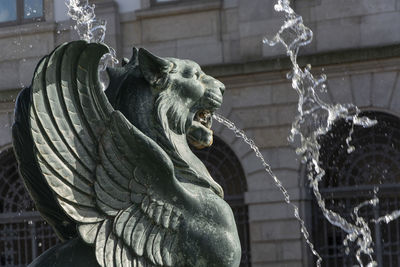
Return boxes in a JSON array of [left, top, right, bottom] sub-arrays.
[[5, 0, 400, 266]]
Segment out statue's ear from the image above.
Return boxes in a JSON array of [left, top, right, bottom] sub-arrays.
[[138, 48, 171, 86]]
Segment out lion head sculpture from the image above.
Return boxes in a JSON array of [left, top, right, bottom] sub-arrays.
[[13, 41, 241, 267], [105, 47, 226, 198]]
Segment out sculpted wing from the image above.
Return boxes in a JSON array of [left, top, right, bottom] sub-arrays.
[[29, 41, 182, 267]]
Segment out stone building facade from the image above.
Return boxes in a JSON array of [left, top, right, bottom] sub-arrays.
[[1, 0, 400, 266]]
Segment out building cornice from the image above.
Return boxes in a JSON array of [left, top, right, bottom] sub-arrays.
[[203, 44, 400, 78], [135, 0, 221, 20]]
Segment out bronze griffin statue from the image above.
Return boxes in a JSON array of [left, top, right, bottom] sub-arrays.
[[12, 41, 241, 266]]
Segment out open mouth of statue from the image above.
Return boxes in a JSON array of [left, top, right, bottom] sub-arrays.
[[194, 110, 212, 129], [187, 109, 214, 149]]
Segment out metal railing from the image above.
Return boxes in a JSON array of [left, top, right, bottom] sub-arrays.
[[0, 212, 59, 267]]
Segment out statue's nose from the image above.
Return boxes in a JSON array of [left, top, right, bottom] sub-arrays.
[[213, 79, 225, 95], [203, 75, 225, 95]]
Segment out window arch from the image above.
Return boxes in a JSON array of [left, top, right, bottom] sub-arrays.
[[312, 111, 400, 266], [0, 148, 58, 267], [192, 136, 251, 266]]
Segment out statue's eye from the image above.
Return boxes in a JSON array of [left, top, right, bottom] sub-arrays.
[[182, 68, 201, 80], [182, 69, 194, 78]]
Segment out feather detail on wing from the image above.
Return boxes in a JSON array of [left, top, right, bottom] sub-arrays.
[[30, 41, 182, 267]]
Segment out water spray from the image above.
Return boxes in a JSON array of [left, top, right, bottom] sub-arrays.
[[66, 0, 118, 88], [263, 0, 382, 266]]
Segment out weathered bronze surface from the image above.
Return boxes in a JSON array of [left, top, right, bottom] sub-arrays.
[[12, 41, 241, 266]]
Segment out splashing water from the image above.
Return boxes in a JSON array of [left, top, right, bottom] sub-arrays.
[[67, 0, 106, 43], [66, 0, 118, 87], [374, 209, 400, 224], [261, 0, 384, 266]]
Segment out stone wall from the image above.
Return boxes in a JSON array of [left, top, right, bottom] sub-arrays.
[[0, 0, 56, 149], [118, 0, 400, 63], [296, 0, 400, 53]]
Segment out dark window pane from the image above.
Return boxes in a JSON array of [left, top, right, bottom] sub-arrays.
[[24, 0, 43, 19], [0, 0, 17, 23]]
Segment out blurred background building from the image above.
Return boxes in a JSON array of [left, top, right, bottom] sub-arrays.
[[1, 0, 400, 266]]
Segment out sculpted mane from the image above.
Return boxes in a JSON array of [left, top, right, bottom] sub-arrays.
[[105, 48, 224, 197]]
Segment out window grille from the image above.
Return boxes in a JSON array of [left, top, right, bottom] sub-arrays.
[[0, 148, 59, 267], [312, 111, 400, 266], [192, 136, 251, 266]]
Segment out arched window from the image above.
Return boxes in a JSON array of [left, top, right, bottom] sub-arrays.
[[192, 136, 251, 266], [312, 111, 400, 266], [0, 148, 58, 267]]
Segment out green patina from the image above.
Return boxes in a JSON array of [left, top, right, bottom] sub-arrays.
[[12, 40, 241, 267]]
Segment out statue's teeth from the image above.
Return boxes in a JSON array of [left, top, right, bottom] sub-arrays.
[[195, 110, 212, 128]]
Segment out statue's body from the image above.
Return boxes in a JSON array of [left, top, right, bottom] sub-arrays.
[[12, 41, 241, 267]]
